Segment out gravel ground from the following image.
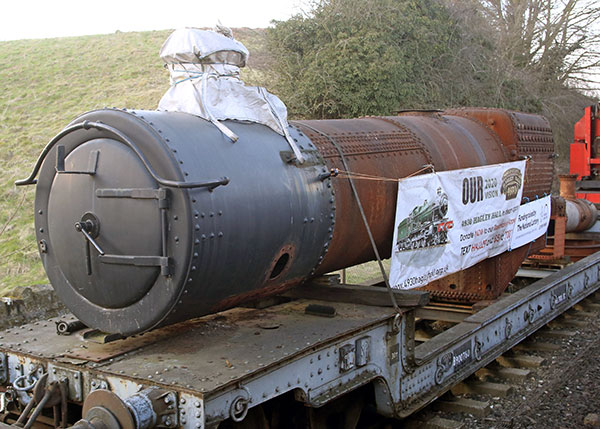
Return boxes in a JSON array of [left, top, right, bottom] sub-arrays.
[[440, 300, 600, 429]]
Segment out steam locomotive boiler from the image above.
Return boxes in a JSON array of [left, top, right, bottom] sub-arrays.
[[17, 106, 555, 335], [10, 29, 553, 335]]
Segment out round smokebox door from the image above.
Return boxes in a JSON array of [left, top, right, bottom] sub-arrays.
[[47, 139, 163, 308]]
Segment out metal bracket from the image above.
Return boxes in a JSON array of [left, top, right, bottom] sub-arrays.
[[0, 391, 10, 413], [550, 284, 568, 309], [96, 188, 168, 204], [94, 188, 171, 276], [159, 391, 179, 428], [90, 378, 109, 392], [0, 353, 6, 384], [401, 311, 416, 371], [13, 364, 44, 393], [56, 145, 99, 175], [434, 352, 453, 385], [567, 282, 575, 299], [339, 344, 355, 372], [505, 318, 513, 339], [355, 337, 371, 367], [48, 365, 83, 402], [473, 337, 483, 361], [178, 393, 204, 429], [99, 255, 169, 269], [524, 304, 536, 324]]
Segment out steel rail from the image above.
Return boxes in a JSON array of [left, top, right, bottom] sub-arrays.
[[397, 250, 600, 417]]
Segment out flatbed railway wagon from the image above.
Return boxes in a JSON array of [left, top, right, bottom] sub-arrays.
[[0, 254, 599, 429]]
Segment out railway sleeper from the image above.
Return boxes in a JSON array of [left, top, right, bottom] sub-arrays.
[[411, 291, 600, 428]]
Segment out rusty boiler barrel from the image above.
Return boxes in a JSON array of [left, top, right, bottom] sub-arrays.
[[31, 108, 554, 334]]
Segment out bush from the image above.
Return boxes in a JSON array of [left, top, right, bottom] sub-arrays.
[[267, 0, 457, 118], [267, 0, 595, 177]]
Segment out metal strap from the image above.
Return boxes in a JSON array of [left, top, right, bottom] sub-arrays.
[[259, 87, 305, 164], [199, 73, 239, 142], [96, 188, 167, 200]]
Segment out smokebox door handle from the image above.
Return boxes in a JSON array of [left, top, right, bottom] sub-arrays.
[[56, 145, 99, 176]]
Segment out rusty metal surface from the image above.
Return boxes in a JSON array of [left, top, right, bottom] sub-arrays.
[[417, 242, 535, 302], [293, 117, 433, 273], [293, 109, 552, 302], [445, 108, 555, 200], [294, 112, 510, 275], [538, 235, 600, 262], [565, 199, 597, 232], [533, 187, 599, 261], [558, 175, 598, 232], [28, 106, 556, 338], [531, 213, 567, 260], [559, 174, 578, 199], [82, 390, 135, 429], [0, 301, 395, 397]]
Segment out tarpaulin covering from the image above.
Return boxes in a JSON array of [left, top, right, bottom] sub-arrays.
[[157, 28, 296, 147]]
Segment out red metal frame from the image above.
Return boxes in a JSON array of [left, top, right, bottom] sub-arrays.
[[570, 103, 600, 203]]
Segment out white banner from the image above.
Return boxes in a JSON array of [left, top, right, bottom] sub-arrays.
[[510, 196, 551, 250], [390, 161, 526, 290]]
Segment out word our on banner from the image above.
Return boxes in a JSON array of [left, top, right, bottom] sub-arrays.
[[510, 195, 551, 250], [390, 161, 527, 290]]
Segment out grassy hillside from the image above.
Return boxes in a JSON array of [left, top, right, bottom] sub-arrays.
[[0, 28, 271, 295]]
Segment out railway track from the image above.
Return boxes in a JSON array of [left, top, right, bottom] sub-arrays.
[[403, 292, 600, 429]]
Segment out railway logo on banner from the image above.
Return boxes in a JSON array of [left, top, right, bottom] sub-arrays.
[[390, 161, 529, 290]]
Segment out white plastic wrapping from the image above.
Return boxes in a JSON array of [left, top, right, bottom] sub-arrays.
[[159, 62, 291, 137], [159, 28, 248, 66], [157, 28, 301, 162]]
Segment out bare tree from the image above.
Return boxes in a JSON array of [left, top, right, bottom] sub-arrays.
[[479, 0, 600, 89]]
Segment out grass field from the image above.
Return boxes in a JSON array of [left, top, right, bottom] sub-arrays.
[[0, 28, 271, 295]]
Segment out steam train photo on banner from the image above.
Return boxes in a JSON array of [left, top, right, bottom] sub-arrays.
[[395, 187, 450, 251]]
